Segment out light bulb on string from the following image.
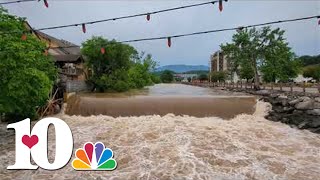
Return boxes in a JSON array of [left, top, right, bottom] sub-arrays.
[[82, 24, 86, 33], [101, 47, 105, 54], [43, 0, 49, 8], [21, 33, 27, 41], [146, 14, 151, 21], [167, 37, 171, 47], [219, 0, 223, 12], [318, 17, 320, 25]]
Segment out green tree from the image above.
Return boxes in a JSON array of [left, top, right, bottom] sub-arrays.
[[151, 74, 161, 84], [0, 7, 57, 120], [160, 70, 174, 83], [260, 32, 301, 82], [221, 26, 299, 89], [128, 53, 156, 88], [82, 37, 158, 92], [82, 37, 138, 92], [198, 74, 208, 82], [303, 65, 320, 82], [239, 61, 254, 81], [299, 55, 320, 66], [210, 71, 226, 82]]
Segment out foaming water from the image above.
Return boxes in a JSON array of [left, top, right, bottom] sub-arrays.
[[1, 101, 319, 180]]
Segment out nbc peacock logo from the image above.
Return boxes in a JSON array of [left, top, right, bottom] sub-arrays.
[[72, 142, 117, 170]]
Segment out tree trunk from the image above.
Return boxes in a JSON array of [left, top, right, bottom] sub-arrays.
[[252, 57, 260, 90]]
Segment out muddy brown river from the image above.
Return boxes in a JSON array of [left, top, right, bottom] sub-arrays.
[[0, 84, 319, 180], [66, 84, 255, 118]]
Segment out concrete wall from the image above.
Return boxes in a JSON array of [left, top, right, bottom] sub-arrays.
[[66, 80, 92, 93]]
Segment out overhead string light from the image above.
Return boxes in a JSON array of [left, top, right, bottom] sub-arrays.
[[0, 0, 226, 35], [219, 0, 223, 12], [43, 0, 48, 8], [167, 37, 171, 47], [1, 15, 319, 53], [100, 47, 105, 54], [21, 33, 27, 41], [82, 24, 86, 33], [146, 13, 151, 21], [218, 0, 227, 12]]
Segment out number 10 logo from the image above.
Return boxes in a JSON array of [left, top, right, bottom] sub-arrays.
[[7, 118, 73, 170]]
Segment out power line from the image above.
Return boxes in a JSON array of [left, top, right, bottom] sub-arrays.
[[0, 0, 36, 5], [121, 15, 320, 43], [0, 14, 319, 53], [0, 0, 227, 34]]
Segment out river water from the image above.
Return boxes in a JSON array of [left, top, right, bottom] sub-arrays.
[[0, 84, 319, 180], [65, 84, 255, 118]]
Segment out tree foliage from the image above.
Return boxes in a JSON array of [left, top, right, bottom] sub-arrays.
[[221, 26, 301, 88], [81, 37, 158, 92], [239, 61, 254, 81], [0, 7, 57, 120], [198, 74, 208, 82], [160, 70, 174, 83], [210, 71, 226, 82], [303, 65, 320, 82], [299, 55, 320, 66]]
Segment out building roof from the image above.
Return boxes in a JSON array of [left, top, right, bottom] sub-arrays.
[[24, 22, 82, 62], [35, 31, 80, 55], [34, 30, 81, 55]]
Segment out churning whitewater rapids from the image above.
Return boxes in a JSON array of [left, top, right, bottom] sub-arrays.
[[0, 84, 319, 180]]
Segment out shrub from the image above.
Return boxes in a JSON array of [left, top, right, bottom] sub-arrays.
[[160, 70, 174, 83]]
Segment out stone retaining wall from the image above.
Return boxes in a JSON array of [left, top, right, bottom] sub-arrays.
[[183, 82, 320, 133], [229, 88, 320, 133], [66, 80, 92, 93], [259, 91, 320, 133]]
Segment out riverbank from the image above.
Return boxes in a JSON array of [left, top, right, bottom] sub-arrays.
[[185, 82, 320, 134], [230, 89, 320, 134], [1, 101, 320, 179]]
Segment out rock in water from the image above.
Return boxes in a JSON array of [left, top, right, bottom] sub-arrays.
[[288, 99, 300, 106], [255, 90, 271, 96], [306, 109, 320, 116], [295, 100, 314, 110]]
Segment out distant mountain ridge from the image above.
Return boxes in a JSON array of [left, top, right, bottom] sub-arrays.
[[156, 64, 209, 73]]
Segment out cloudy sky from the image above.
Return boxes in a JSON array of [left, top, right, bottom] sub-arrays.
[[1, 0, 320, 66]]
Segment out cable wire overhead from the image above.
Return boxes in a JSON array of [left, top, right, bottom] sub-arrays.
[[121, 15, 320, 44], [0, 0, 37, 5], [0, 0, 228, 35], [0, 15, 319, 53]]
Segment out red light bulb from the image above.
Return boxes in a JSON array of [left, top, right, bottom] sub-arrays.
[[43, 0, 49, 8], [21, 33, 27, 40], [146, 14, 151, 21], [219, 0, 223, 12], [82, 24, 86, 33], [101, 47, 105, 54], [167, 37, 171, 47]]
